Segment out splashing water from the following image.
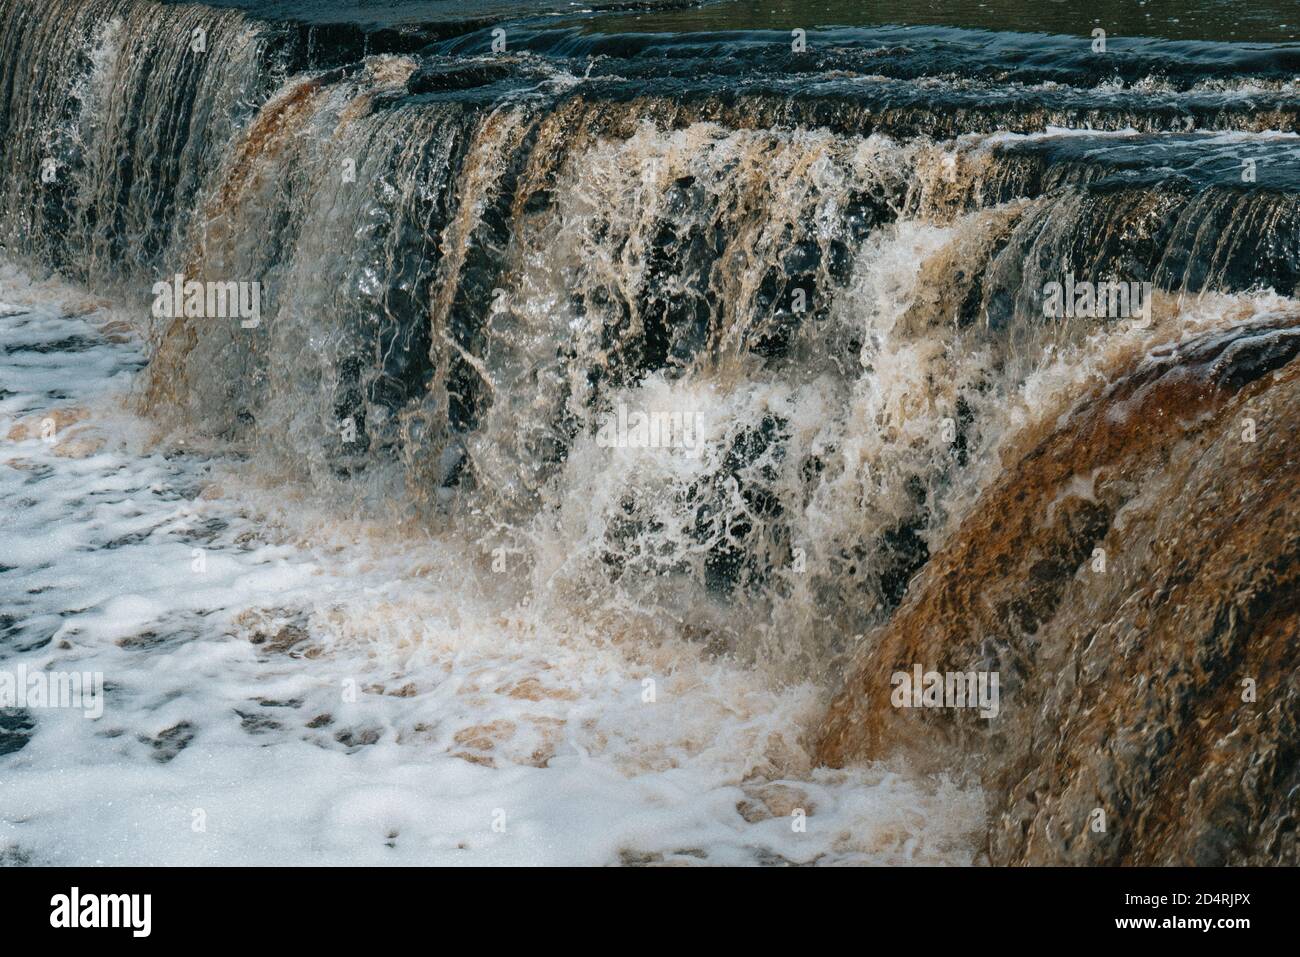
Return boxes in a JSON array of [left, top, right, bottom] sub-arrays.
[[2, 0, 1299, 865]]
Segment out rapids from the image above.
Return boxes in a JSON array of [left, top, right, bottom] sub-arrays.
[[1, 0, 1297, 865]]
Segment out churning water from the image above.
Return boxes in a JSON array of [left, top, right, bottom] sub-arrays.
[[1, 0, 1297, 865]]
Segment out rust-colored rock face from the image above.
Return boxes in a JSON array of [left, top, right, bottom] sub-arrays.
[[818, 316, 1300, 865]]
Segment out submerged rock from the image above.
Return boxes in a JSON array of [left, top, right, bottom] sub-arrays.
[[819, 317, 1300, 865]]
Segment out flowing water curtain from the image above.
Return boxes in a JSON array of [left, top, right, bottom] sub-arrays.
[[3, 0, 1300, 690]]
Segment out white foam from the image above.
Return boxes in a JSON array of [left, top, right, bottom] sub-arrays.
[[0, 259, 985, 866]]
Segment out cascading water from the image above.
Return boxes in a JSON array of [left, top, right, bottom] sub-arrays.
[[1, 0, 1297, 865]]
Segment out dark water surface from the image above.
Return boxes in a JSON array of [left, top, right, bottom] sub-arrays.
[[180, 0, 1300, 41]]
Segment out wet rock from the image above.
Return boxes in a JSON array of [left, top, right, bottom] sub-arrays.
[[334, 727, 382, 750], [144, 721, 195, 764], [408, 62, 514, 95], [0, 844, 33, 866], [819, 318, 1300, 865], [0, 709, 35, 755], [236, 710, 284, 735]]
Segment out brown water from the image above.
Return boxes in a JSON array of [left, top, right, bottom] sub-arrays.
[[2, 0, 1298, 865]]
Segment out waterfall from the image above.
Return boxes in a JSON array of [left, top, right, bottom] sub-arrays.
[[2, 0, 1297, 865]]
